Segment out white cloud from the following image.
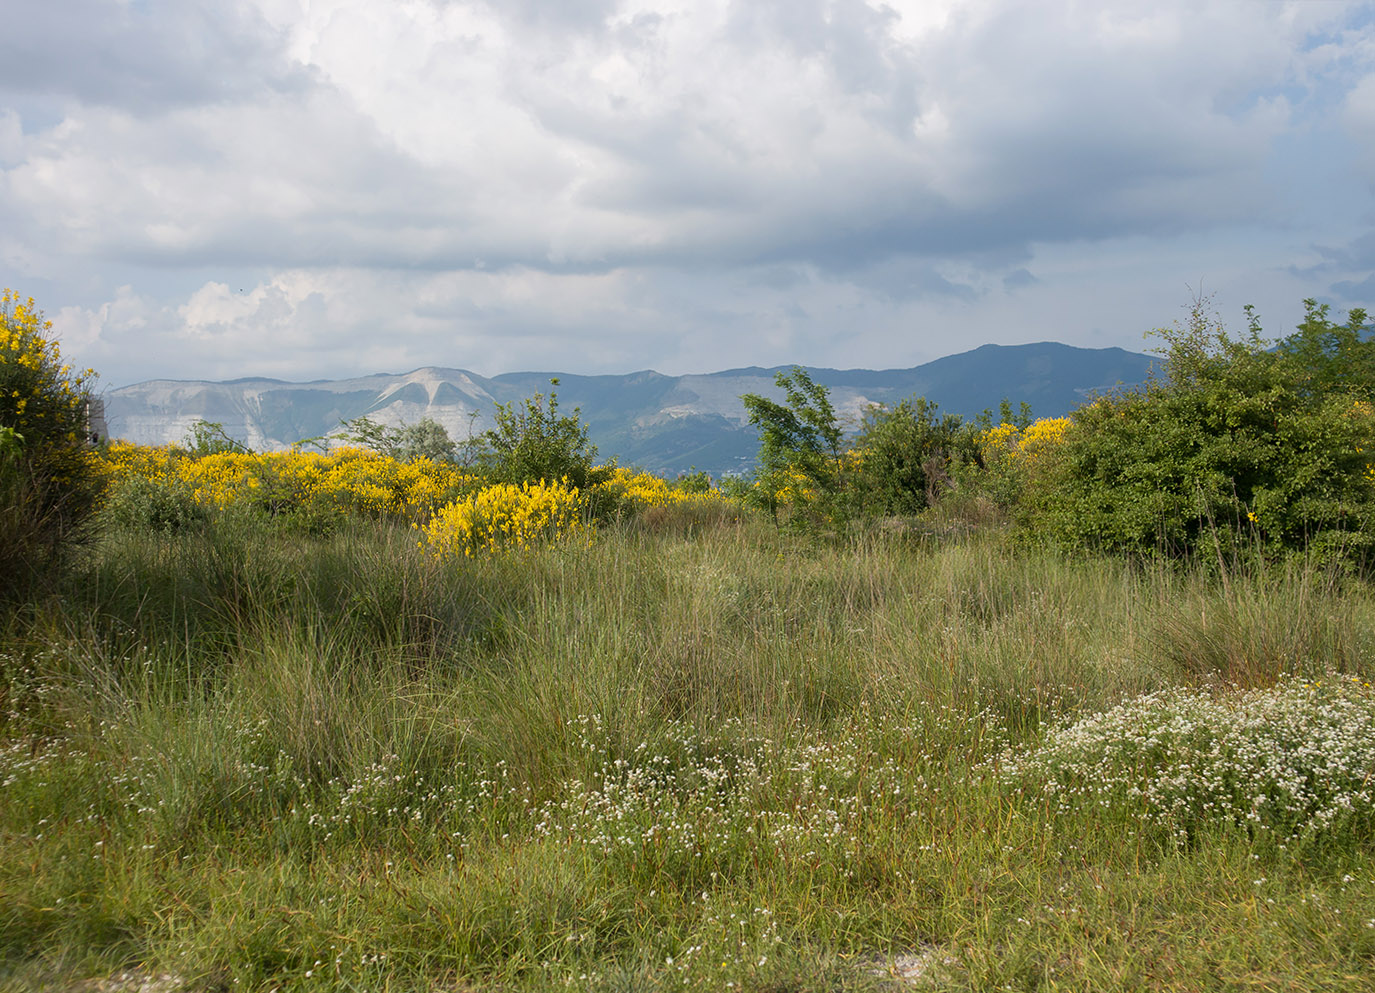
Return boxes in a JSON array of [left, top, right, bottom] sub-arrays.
[[3, 0, 1373, 386]]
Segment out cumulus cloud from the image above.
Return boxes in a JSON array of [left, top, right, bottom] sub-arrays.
[[4, 0, 1374, 386]]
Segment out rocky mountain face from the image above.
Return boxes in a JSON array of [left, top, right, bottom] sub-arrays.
[[104, 342, 1156, 476]]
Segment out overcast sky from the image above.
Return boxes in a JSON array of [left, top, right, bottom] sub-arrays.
[[2, 0, 1373, 388]]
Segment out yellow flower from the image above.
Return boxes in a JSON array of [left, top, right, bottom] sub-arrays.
[[422, 478, 589, 559]]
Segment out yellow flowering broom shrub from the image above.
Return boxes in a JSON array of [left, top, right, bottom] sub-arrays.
[[99, 441, 208, 532], [595, 467, 674, 513], [100, 444, 477, 533], [421, 478, 589, 559], [974, 415, 1075, 509], [0, 290, 101, 598], [977, 416, 1074, 468], [589, 467, 743, 532]]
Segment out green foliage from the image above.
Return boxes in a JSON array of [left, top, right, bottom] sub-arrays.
[[479, 378, 611, 490], [741, 367, 845, 523], [0, 291, 102, 601], [337, 415, 460, 463], [0, 425, 20, 464], [715, 473, 753, 502], [994, 397, 1034, 430], [850, 397, 982, 515], [1024, 297, 1375, 564], [394, 417, 458, 462], [673, 469, 713, 494], [183, 419, 251, 456], [337, 414, 393, 454], [101, 473, 209, 534], [1274, 298, 1372, 401]]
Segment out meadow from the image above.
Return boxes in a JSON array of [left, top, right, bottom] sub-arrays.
[[3, 489, 1375, 992]]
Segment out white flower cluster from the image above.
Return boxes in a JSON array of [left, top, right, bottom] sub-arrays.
[[532, 715, 930, 879], [999, 675, 1375, 847]]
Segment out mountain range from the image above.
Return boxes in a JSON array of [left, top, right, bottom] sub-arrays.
[[103, 341, 1158, 476]]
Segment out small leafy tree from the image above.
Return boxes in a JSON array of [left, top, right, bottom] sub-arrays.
[[394, 418, 458, 462], [338, 415, 395, 455], [674, 469, 713, 494], [0, 290, 102, 600], [480, 379, 611, 490], [741, 367, 845, 524], [184, 419, 251, 456], [1274, 298, 1374, 400], [337, 415, 459, 463]]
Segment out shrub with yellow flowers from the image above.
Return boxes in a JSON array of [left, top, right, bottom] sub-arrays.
[[977, 416, 1073, 468], [973, 415, 1075, 510], [420, 477, 589, 559], [100, 441, 208, 533], [594, 467, 675, 516], [316, 449, 471, 522], [0, 290, 102, 599], [586, 466, 743, 533], [0, 288, 103, 596], [100, 443, 478, 534]]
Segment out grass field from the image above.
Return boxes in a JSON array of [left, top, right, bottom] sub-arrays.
[[3, 511, 1375, 991]]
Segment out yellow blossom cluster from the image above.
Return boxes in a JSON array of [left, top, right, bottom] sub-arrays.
[[596, 467, 740, 516], [420, 477, 589, 559], [978, 417, 1074, 465], [598, 467, 676, 509], [1, 289, 93, 452], [101, 438, 749, 553], [757, 467, 816, 506], [101, 443, 475, 522]]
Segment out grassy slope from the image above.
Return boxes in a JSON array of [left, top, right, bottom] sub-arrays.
[[2, 516, 1375, 991]]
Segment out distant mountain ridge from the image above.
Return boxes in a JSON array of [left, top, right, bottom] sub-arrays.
[[104, 342, 1157, 476]]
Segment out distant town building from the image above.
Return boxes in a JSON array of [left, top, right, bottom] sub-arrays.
[[85, 397, 108, 444]]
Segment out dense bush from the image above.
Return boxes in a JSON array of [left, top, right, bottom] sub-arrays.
[[101, 471, 210, 534], [0, 290, 101, 601], [479, 379, 612, 491], [420, 477, 590, 558], [740, 368, 1020, 529], [1022, 298, 1375, 564], [848, 397, 983, 515]]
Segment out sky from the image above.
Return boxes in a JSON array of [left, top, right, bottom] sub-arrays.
[[2, 0, 1374, 389]]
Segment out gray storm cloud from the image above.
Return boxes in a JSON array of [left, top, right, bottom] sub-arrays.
[[0, 0, 1370, 387]]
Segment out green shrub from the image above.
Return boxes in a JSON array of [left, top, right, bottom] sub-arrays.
[[848, 397, 983, 515], [337, 415, 462, 463], [741, 367, 846, 527], [101, 472, 210, 534], [1023, 298, 1375, 564], [478, 379, 611, 490], [0, 290, 102, 601]]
